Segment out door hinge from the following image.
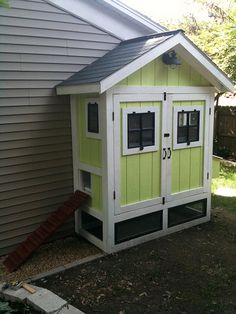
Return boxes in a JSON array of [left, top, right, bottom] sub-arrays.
[[207, 172, 209, 180], [164, 92, 167, 101], [209, 108, 212, 115], [112, 112, 114, 121], [162, 197, 165, 205], [113, 191, 116, 200]]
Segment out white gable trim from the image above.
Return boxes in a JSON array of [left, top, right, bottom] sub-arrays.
[[100, 33, 233, 93], [100, 34, 181, 92], [56, 33, 234, 95], [45, 0, 165, 40]]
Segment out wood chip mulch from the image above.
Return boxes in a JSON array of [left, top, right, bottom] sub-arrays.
[[0, 236, 100, 283]]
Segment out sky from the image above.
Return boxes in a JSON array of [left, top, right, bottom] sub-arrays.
[[119, 0, 206, 22]]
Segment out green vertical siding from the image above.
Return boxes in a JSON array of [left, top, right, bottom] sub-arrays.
[[117, 56, 211, 87], [171, 101, 205, 193], [76, 96, 102, 168], [120, 101, 161, 206], [118, 55, 209, 205], [76, 95, 103, 212]]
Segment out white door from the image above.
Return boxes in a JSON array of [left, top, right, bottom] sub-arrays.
[[113, 93, 165, 215], [113, 93, 211, 215], [164, 94, 210, 203]]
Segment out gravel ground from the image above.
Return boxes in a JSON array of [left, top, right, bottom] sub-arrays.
[[0, 236, 100, 283]]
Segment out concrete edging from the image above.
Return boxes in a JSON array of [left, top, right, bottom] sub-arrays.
[[1, 252, 106, 313], [28, 252, 106, 282]]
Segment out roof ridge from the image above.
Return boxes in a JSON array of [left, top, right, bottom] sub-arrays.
[[120, 29, 184, 45]]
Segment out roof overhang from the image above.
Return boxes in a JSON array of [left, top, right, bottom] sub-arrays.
[[45, 0, 166, 40], [57, 32, 234, 95]]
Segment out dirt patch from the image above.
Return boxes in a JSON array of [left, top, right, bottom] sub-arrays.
[[0, 236, 100, 283], [34, 209, 236, 314]]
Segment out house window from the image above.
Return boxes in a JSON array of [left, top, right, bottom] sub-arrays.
[[123, 106, 159, 155], [88, 102, 99, 133], [173, 105, 203, 149]]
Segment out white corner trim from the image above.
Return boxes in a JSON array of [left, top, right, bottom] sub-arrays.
[[56, 84, 100, 95]]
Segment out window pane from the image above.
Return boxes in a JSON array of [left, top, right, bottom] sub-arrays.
[[142, 130, 154, 146], [189, 126, 199, 142], [128, 113, 140, 130], [142, 112, 154, 129], [81, 171, 91, 192], [177, 126, 188, 143], [88, 102, 99, 133], [189, 111, 199, 126], [128, 131, 140, 148], [178, 112, 187, 127]]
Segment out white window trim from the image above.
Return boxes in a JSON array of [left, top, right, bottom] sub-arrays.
[[122, 106, 159, 156], [85, 98, 101, 139], [173, 105, 204, 150]]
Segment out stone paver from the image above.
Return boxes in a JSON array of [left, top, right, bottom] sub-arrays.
[[0, 284, 40, 303], [1, 283, 83, 314], [58, 304, 84, 314], [27, 288, 67, 314]]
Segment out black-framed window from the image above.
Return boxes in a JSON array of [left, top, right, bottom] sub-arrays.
[[177, 110, 199, 145], [87, 102, 99, 133], [128, 111, 155, 150]]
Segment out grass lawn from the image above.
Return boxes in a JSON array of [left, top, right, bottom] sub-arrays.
[[212, 163, 236, 216]]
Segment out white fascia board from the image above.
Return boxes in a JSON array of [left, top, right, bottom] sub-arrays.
[[100, 33, 234, 93], [101, 0, 167, 33], [100, 34, 182, 93], [175, 36, 234, 92], [56, 84, 100, 95], [45, 0, 161, 40]]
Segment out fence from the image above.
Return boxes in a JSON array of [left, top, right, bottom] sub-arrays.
[[214, 106, 236, 159]]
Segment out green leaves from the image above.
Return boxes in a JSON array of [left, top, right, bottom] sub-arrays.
[[0, 0, 9, 8], [165, 0, 236, 83], [0, 301, 17, 313]]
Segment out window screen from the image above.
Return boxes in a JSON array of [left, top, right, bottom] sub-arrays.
[[115, 210, 163, 244], [168, 199, 207, 227], [87, 102, 99, 133], [128, 112, 155, 149], [177, 110, 199, 145]]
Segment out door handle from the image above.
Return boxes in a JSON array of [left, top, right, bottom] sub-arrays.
[[162, 148, 167, 160], [167, 147, 172, 159]]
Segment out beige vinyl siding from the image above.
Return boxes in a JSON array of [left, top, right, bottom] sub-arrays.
[[0, 0, 120, 255]]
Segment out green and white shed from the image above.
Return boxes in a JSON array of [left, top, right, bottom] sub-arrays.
[[57, 30, 233, 253]]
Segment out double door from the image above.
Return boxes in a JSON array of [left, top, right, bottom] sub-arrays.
[[113, 93, 210, 215]]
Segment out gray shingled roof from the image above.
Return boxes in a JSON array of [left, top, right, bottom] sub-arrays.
[[58, 30, 182, 87]]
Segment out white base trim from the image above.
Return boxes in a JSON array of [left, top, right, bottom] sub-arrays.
[[111, 214, 210, 253]]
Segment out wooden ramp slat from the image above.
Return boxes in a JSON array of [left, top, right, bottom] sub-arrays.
[[3, 190, 89, 272]]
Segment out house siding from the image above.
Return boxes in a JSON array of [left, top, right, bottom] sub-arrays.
[[0, 0, 120, 255]]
